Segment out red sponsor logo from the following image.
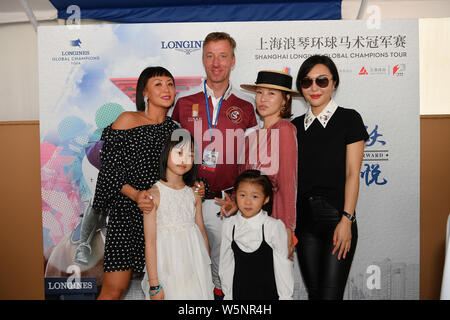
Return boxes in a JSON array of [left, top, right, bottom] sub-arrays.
[[359, 67, 368, 75]]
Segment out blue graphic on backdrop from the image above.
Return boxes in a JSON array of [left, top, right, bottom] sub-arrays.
[[71, 39, 82, 47], [365, 125, 386, 147], [362, 124, 388, 186], [361, 163, 388, 186]]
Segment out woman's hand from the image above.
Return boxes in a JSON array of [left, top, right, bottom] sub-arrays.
[[332, 218, 352, 260], [150, 287, 164, 300], [214, 193, 238, 217], [136, 190, 154, 214], [332, 140, 363, 260]]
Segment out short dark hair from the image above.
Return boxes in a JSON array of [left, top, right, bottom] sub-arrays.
[[234, 169, 274, 215], [136, 66, 175, 111], [159, 129, 198, 187], [295, 55, 340, 98], [203, 32, 236, 56]]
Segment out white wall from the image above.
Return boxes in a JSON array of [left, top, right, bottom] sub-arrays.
[[419, 18, 450, 116], [342, 0, 450, 20], [1, 22, 38, 121], [0, 20, 60, 121], [0, 1, 449, 121]]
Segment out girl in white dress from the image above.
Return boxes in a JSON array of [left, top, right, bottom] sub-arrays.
[[142, 130, 214, 300]]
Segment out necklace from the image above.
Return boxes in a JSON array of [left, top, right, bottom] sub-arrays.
[[137, 111, 165, 124]]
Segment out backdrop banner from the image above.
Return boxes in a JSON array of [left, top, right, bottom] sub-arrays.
[[38, 19, 419, 300]]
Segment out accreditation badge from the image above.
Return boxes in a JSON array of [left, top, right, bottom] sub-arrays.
[[201, 149, 219, 172]]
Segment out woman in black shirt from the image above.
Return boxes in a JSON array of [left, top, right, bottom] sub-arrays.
[[292, 55, 369, 300]]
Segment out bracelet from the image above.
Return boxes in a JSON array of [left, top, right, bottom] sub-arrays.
[[342, 211, 356, 223], [149, 285, 162, 296]]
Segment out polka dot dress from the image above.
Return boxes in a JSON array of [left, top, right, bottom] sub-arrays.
[[93, 116, 179, 273]]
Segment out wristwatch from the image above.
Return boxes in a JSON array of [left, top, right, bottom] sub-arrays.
[[342, 211, 356, 223]]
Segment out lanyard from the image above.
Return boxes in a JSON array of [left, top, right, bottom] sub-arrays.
[[204, 81, 226, 142]]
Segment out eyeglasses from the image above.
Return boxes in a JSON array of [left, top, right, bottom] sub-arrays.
[[300, 76, 332, 89]]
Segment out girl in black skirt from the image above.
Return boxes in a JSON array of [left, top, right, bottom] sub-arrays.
[[219, 170, 294, 300], [292, 55, 369, 300]]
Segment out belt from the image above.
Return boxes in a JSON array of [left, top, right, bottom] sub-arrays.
[[204, 188, 233, 200]]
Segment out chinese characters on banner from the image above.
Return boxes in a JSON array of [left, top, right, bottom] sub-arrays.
[[258, 35, 407, 51]]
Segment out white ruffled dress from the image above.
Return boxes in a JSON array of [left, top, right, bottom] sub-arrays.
[[142, 181, 214, 300]]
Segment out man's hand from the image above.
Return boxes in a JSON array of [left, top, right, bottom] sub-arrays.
[[215, 193, 238, 217]]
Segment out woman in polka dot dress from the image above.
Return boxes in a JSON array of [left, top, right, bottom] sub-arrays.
[[93, 67, 179, 300]]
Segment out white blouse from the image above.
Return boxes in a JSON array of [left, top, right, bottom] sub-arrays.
[[219, 210, 294, 300], [304, 98, 339, 130]]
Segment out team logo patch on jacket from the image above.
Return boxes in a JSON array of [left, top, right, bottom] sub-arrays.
[[226, 106, 243, 124]]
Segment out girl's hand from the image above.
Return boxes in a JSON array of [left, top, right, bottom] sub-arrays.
[[150, 288, 164, 300], [214, 193, 238, 217], [193, 181, 205, 199], [136, 190, 154, 214], [332, 218, 352, 260]]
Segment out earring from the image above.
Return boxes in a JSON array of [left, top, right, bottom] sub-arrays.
[[144, 96, 148, 115]]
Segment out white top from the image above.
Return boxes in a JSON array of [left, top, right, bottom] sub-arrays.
[[205, 81, 233, 124], [219, 210, 294, 300], [304, 98, 339, 130]]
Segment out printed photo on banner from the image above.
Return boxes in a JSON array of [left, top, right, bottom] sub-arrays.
[[38, 19, 419, 300]]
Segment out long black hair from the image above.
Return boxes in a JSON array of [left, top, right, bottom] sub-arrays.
[[159, 129, 199, 187]]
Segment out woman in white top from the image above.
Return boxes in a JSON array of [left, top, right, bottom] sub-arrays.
[[219, 170, 294, 300]]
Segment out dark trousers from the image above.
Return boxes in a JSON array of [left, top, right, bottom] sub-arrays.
[[297, 222, 358, 300]]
